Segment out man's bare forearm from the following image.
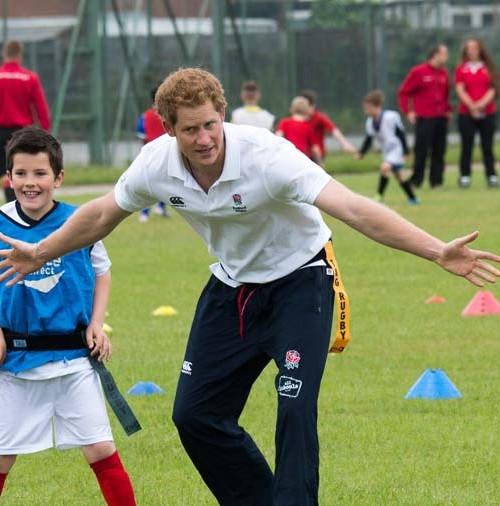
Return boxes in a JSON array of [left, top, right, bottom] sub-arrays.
[[345, 197, 444, 261], [37, 192, 131, 263], [315, 180, 444, 262]]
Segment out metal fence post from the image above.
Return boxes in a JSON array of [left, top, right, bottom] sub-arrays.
[[211, 0, 225, 79]]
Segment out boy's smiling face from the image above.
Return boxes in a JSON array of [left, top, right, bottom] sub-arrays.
[[8, 152, 63, 220]]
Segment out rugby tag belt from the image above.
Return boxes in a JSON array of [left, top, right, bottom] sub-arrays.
[[4, 328, 142, 436], [324, 241, 351, 353], [88, 355, 142, 436]]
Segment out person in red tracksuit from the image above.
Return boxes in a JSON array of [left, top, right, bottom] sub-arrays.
[[398, 44, 452, 188], [0, 40, 51, 203], [455, 38, 499, 188]]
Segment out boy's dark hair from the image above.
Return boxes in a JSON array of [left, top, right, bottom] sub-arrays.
[[363, 89, 384, 107], [300, 89, 317, 106], [6, 126, 63, 177], [241, 80, 259, 93]]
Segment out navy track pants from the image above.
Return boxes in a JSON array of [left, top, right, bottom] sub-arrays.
[[172, 262, 334, 506]]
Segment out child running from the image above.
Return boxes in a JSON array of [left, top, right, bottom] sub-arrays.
[[357, 89, 420, 205], [0, 127, 136, 505]]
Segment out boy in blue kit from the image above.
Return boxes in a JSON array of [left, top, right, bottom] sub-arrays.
[[357, 89, 420, 205], [0, 127, 136, 505]]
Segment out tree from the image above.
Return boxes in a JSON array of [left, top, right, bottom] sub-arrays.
[[309, 0, 365, 29]]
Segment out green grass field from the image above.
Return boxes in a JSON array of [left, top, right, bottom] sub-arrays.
[[61, 141, 500, 183], [324, 141, 500, 175], [2, 172, 500, 505]]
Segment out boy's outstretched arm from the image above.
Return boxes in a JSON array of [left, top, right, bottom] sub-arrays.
[[314, 179, 500, 286], [333, 128, 357, 153], [86, 270, 112, 362], [0, 192, 131, 286]]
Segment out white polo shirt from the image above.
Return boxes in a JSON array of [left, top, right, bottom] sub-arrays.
[[114, 123, 332, 286]]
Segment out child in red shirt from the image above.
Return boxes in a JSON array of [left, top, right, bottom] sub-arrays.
[[300, 89, 356, 162], [276, 97, 322, 166]]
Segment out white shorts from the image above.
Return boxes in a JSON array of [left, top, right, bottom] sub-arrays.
[[0, 369, 113, 454]]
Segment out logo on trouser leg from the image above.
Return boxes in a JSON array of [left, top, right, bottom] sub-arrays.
[[181, 361, 193, 375], [278, 376, 302, 398], [285, 349, 301, 370]]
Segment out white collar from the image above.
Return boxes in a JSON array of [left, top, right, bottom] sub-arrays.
[[465, 61, 484, 73]]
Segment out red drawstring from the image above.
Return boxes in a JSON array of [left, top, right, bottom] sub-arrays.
[[237, 285, 257, 339]]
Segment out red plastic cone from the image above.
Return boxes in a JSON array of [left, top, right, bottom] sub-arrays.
[[425, 295, 446, 304], [461, 291, 500, 317]]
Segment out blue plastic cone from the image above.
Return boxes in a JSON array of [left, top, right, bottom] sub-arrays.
[[404, 369, 462, 400], [127, 381, 165, 396]]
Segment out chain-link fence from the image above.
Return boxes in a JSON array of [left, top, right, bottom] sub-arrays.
[[2, 0, 500, 164]]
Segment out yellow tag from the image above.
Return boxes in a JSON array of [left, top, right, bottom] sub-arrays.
[[324, 241, 351, 354]]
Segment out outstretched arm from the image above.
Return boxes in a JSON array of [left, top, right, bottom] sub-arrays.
[[356, 134, 373, 159], [333, 128, 357, 153], [314, 179, 500, 286], [0, 191, 131, 286]]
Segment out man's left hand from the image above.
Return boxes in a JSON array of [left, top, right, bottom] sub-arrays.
[[436, 231, 500, 287]]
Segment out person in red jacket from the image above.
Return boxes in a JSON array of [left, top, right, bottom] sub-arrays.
[[398, 44, 452, 188], [0, 40, 51, 203], [136, 85, 169, 221], [455, 38, 499, 188]]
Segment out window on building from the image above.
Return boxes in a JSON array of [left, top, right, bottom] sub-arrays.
[[482, 13, 494, 27], [453, 14, 472, 27]]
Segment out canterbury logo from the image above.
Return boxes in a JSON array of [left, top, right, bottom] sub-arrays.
[[169, 196, 185, 206], [18, 271, 65, 293], [181, 361, 192, 375]]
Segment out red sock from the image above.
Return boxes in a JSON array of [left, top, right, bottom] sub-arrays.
[[90, 451, 136, 506], [0, 472, 7, 496]]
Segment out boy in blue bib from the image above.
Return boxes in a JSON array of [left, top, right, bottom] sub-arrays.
[[0, 127, 136, 505]]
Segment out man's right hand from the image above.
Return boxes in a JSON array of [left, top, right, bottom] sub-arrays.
[[0, 234, 44, 286]]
